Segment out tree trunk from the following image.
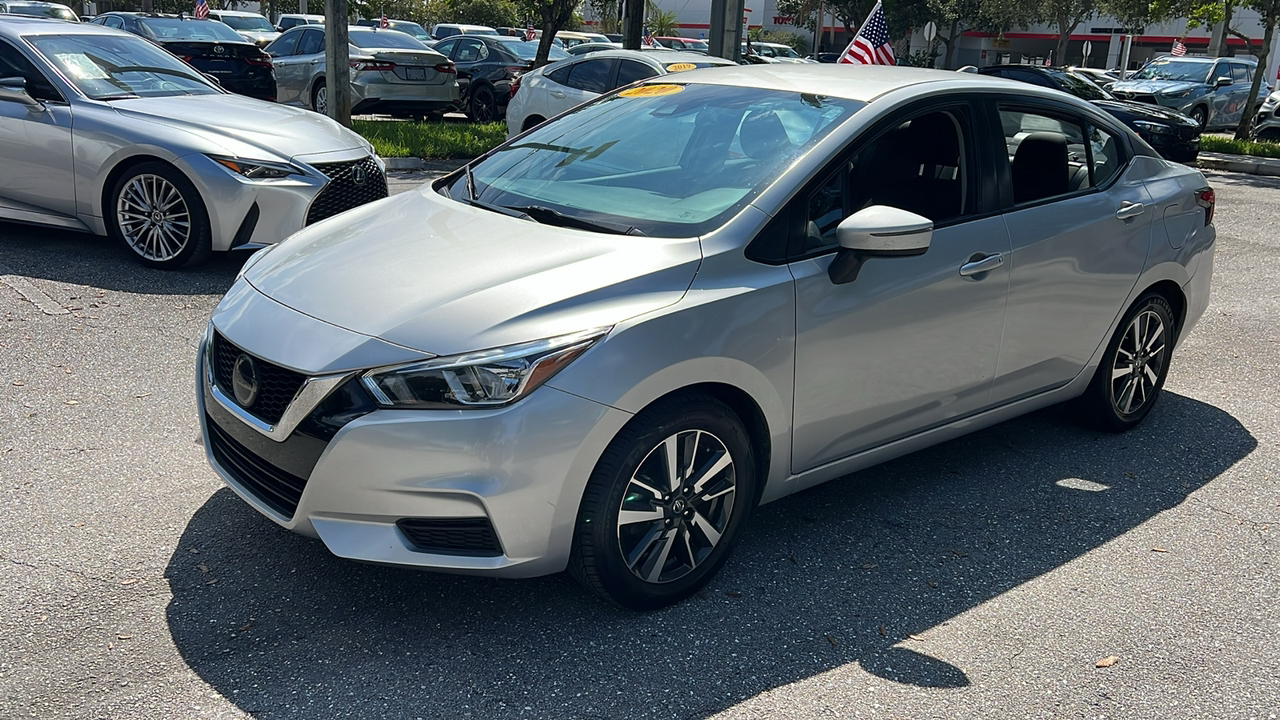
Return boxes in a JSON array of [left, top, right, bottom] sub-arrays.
[[1219, 3, 1236, 58], [943, 18, 959, 69], [1054, 16, 1071, 66], [1235, 15, 1274, 139]]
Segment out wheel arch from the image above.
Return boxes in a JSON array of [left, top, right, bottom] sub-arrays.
[[522, 114, 545, 132], [1139, 279, 1187, 340]]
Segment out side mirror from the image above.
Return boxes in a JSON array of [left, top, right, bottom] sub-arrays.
[[828, 205, 933, 285], [1216, 76, 1233, 87], [0, 77, 44, 110]]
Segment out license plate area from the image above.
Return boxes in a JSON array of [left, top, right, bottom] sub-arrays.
[[406, 66, 427, 80]]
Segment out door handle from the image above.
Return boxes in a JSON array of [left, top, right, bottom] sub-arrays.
[[1115, 201, 1146, 220], [959, 253, 1004, 277], [549, 90, 564, 98]]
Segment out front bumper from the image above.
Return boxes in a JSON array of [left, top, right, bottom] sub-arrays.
[[197, 326, 632, 578]]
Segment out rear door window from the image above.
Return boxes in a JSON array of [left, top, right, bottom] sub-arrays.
[[1230, 63, 1250, 84], [296, 29, 324, 56], [267, 30, 299, 56], [998, 107, 1093, 205], [564, 58, 613, 93]]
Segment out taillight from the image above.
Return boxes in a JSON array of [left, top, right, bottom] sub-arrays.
[[180, 55, 194, 63], [510, 74, 521, 98], [246, 55, 273, 67], [1195, 187, 1215, 225], [503, 65, 525, 79], [434, 62, 457, 74], [350, 60, 396, 72]]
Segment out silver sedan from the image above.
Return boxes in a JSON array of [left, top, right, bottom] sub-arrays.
[[200, 65, 1215, 609], [268, 25, 458, 117], [0, 17, 387, 269]]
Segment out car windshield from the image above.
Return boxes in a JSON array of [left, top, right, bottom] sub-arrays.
[[138, 18, 245, 42], [218, 15, 275, 32], [1052, 70, 1113, 100], [28, 33, 218, 99], [349, 28, 429, 49], [1132, 59, 1211, 83], [773, 45, 800, 57], [495, 37, 568, 60], [457, 83, 861, 236], [8, 3, 75, 20]]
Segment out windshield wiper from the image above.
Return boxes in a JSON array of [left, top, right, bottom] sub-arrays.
[[506, 205, 645, 236], [95, 93, 141, 100]]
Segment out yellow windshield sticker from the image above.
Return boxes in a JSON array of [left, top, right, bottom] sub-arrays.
[[618, 84, 685, 97], [665, 63, 697, 72]]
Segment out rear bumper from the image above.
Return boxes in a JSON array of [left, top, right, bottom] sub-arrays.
[[221, 74, 278, 102], [351, 76, 459, 114]]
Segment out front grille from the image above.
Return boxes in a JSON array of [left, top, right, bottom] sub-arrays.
[[306, 156, 388, 225], [212, 332, 307, 425], [208, 416, 308, 518], [396, 518, 503, 556], [1118, 92, 1159, 105]]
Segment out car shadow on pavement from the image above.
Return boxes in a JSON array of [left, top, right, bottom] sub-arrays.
[[0, 222, 247, 296], [165, 392, 1254, 718]]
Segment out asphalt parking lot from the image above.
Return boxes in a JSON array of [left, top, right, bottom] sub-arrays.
[[1, 169, 1277, 720]]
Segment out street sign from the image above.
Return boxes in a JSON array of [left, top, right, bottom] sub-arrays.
[[1082, 40, 1093, 61], [922, 21, 936, 42]]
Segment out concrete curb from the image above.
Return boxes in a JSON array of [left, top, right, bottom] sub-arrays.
[[383, 157, 469, 173], [1196, 151, 1280, 176]]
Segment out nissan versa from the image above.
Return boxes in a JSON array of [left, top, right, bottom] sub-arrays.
[[199, 65, 1216, 610]]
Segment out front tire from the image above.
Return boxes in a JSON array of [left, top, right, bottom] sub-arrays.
[[569, 394, 756, 610], [1190, 106, 1208, 130], [1076, 294, 1175, 432], [107, 162, 211, 270]]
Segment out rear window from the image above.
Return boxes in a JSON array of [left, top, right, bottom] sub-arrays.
[[349, 29, 430, 50], [6, 3, 76, 20], [137, 18, 244, 43], [495, 37, 568, 60]]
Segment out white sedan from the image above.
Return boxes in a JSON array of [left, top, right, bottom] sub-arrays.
[[506, 50, 736, 136]]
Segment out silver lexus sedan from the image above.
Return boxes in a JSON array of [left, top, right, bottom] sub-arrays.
[[200, 65, 1216, 609], [0, 17, 386, 269]]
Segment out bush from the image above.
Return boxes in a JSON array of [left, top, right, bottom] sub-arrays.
[[1201, 135, 1280, 159], [353, 119, 507, 159]]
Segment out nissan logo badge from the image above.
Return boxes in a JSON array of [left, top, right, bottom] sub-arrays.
[[231, 353, 259, 408], [352, 165, 368, 185]]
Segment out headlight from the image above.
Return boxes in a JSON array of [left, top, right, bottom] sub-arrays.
[[361, 328, 611, 409], [1133, 120, 1174, 135], [1160, 88, 1193, 98], [209, 155, 302, 180]]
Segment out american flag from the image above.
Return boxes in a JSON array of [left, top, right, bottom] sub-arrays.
[[838, 2, 895, 66], [643, 25, 654, 47], [524, 21, 535, 41], [193, 0, 208, 19], [1171, 40, 1187, 56], [379, 13, 389, 29]]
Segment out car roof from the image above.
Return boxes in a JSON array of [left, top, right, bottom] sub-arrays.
[[0, 14, 124, 36], [652, 63, 1055, 103], [209, 9, 266, 16], [280, 13, 324, 19], [581, 48, 734, 66], [435, 23, 494, 30]]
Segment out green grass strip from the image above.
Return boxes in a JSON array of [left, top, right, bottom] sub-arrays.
[[1202, 134, 1280, 159], [352, 119, 507, 159]]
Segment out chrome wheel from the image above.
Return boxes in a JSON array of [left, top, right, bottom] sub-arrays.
[[616, 429, 736, 584], [115, 173, 191, 262], [314, 84, 328, 115], [1109, 309, 1167, 417]]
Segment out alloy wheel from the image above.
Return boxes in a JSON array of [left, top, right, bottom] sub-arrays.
[[471, 86, 496, 122], [314, 84, 328, 115], [115, 174, 192, 262], [616, 429, 736, 584], [1109, 309, 1168, 417]]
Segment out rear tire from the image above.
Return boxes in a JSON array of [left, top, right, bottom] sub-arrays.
[[467, 83, 499, 122], [311, 80, 327, 115], [1076, 294, 1175, 432], [569, 394, 756, 610]]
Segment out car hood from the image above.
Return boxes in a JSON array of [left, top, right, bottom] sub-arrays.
[[109, 94, 368, 161], [242, 184, 703, 356], [1093, 98, 1200, 126], [1111, 79, 1200, 95]]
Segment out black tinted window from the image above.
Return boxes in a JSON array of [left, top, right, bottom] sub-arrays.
[[296, 29, 324, 55], [565, 59, 612, 93], [267, 30, 299, 56], [545, 64, 571, 85], [0, 39, 61, 102], [1008, 69, 1054, 87], [615, 59, 658, 88]]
